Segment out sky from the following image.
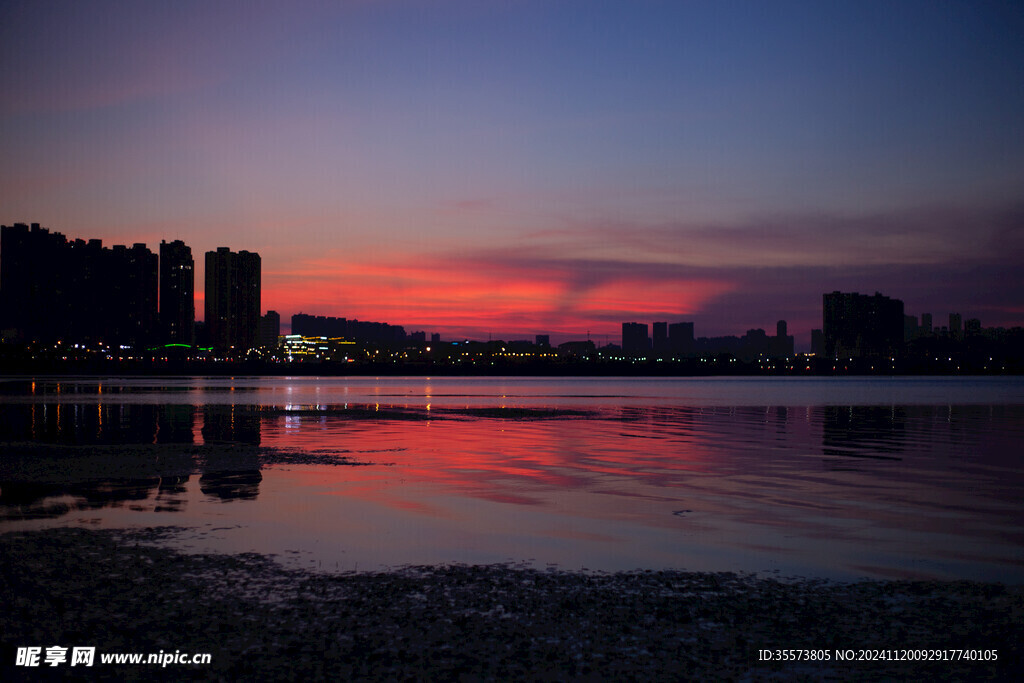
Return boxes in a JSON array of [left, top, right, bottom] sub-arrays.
[[2, 0, 1023, 348]]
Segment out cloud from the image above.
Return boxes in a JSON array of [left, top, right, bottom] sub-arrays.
[[557, 202, 1024, 269], [261, 201, 1024, 344]]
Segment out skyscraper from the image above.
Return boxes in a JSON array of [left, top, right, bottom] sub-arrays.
[[205, 247, 261, 352], [110, 243, 158, 345], [921, 313, 933, 335], [949, 313, 963, 341], [1, 223, 157, 345], [622, 322, 650, 355], [1, 223, 66, 341], [259, 310, 281, 348], [160, 240, 195, 344], [652, 322, 668, 354], [668, 322, 695, 355], [771, 320, 794, 357], [810, 329, 824, 356], [823, 291, 904, 359]]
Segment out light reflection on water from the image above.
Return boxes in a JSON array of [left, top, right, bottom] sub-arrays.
[[1, 377, 1022, 581]]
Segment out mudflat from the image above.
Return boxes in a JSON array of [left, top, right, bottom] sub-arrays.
[[2, 526, 1021, 681]]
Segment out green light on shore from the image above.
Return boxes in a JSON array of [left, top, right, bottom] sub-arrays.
[[146, 343, 213, 352]]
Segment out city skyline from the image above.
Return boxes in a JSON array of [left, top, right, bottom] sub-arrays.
[[2, 1, 1023, 347], [0, 220, 1015, 352]]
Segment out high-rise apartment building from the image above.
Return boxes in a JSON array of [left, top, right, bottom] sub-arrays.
[[160, 240, 195, 344], [652, 322, 668, 354], [668, 322, 695, 355], [622, 322, 650, 355], [259, 310, 281, 348], [921, 313, 933, 335], [770, 320, 794, 357], [810, 329, 824, 356], [949, 313, 963, 341], [1, 223, 157, 345], [205, 247, 261, 351], [111, 243, 158, 345], [823, 291, 904, 359]]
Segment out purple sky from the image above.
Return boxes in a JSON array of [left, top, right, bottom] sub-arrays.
[[2, 0, 1023, 348]]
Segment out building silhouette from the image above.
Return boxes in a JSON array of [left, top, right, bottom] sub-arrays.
[[205, 247, 261, 352], [2, 222, 68, 341], [949, 313, 963, 341], [770, 320, 795, 357], [291, 313, 405, 345], [159, 240, 195, 345], [823, 291, 904, 359], [111, 243, 159, 345], [259, 310, 281, 349], [652, 322, 668, 354], [1, 223, 157, 346], [668, 322, 695, 355], [810, 328, 824, 356], [904, 314, 919, 342], [622, 322, 650, 355]]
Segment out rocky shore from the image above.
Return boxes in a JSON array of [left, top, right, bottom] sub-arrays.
[[2, 527, 1021, 681]]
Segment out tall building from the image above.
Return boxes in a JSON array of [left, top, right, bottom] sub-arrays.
[[110, 243, 158, 345], [160, 240, 195, 344], [622, 322, 649, 355], [903, 314, 918, 342], [949, 313, 963, 341], [810, 329, 824, 356], [1, 222, 67, 341], [652, 322, 668, 354], [668, 322, 695, 355], [205, 247, 261, 351], [259, 310, 281, 348], [770, 320, 794, 357], [1, 223, 157, 345], [823, 291, 904, 359], [921, 313, 933, 335]]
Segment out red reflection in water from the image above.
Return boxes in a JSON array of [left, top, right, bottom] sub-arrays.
[[4, 389, 1022, 579], [259, 409, 719, 519]]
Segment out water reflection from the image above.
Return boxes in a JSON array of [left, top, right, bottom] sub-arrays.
[[1, 392, 1022, 579], [821, 406, 906, 459], [199, 470, 262, 501], [0, 403, 266, 446], [201, 405, 262, 445], [0, 404, 266, 520]]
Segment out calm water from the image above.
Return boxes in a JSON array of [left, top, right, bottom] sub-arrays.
[[1, 376, 1023, 582]]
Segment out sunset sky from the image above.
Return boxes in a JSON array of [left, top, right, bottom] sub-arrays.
[[2, 0, 1023, 347]]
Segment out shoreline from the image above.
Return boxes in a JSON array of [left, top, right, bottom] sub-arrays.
[[2, 526, 1021, 680]]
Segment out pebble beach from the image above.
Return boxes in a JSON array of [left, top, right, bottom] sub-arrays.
[[2, 525, 1021, 681]]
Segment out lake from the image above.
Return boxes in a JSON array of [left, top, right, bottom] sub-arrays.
[[1, 376, 1022, 582]]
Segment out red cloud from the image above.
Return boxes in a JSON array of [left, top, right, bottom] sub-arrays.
[[262, 250, 734, 340]]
